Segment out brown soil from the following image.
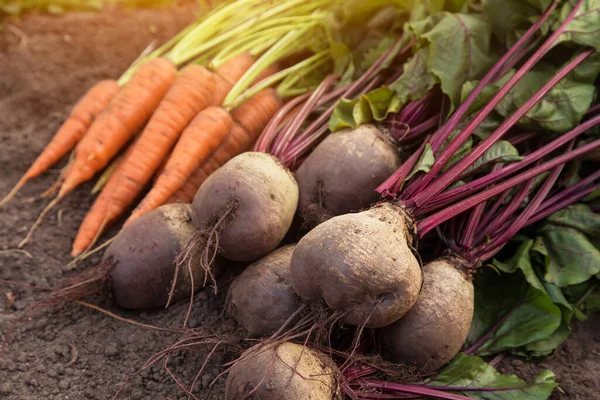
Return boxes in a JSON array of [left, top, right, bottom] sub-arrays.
[[0, 6, 239, 400], [499, 315, 600, 400], [0, 6, 598, 400]]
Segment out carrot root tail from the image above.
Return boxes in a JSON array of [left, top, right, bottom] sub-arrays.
[[18, 196, 62, 249], [0, 176, 29, 208]]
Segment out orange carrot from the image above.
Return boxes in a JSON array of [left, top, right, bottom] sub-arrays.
[[168, 122, 249, 203], [170, 88, 283, 203], [58, 58, 177, 199], [126, 106, 234, 223], [17, 58, 177, 249], [70, 58, 264, 255], [70, 139, 139, 257], [72, 183, 112, 257], [211, 52, 256, 106], [230, 87, 283, 141], [93, 66, 214, 221], [0, 80, 120, 207]]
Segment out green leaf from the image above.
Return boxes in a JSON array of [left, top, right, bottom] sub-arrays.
[[329, 41, 356, 85], [328, 87, 402, 132], [461, 70, 515, 114], [545, 204, 600, 236], [332, 0, 412, 26], [328, 1, 412, 76], [392, 12, 497, 110], [465, 140, 524, 175], [389, 47, 438, 102], [494, 63, 597, 133], [584, 187, 600, 202], [429, 353, 558, 399], [482, 0, 545, 46], [524, 320, 571, 357], [555, 0, 600, 51], [352, 96, 374, 127], [537, 222, 600, 287], [329, 98, 358, 131], [440, 132, 473, 171], [421, 13, 497, 108], [467, 269, 562, 356], [494, 239, 546, 292], [406, 143, 435, 180], [585, 290, 600, 314], [361, 86, 403, 121]]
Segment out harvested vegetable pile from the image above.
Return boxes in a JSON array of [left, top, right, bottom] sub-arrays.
[[1, 0, 599, 399]]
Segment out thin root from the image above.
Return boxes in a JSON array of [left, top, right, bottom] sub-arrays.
[[66, 236, 115, 270], [65, 341, 79, 367], [18, 196, 61, 248], [0, 249, 33, 258], [0, 176, 27, 208]]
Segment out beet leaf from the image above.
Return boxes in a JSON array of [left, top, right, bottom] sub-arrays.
[[465, 267, 562, 357], [427, 353, 558, 399]]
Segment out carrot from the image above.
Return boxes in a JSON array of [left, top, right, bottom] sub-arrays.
[[70, 58, 264, 255], [126, 106, 234, 223], [169, 122, 249, 203], [72, 183, 112, 257], [58, 58, 178, 199], [230, 87, 283, 141], [88, 65, 214, 227], [70, 138, 139, 257], [211, 52, 256, 106], [0, 80, 120, 208], [170, 88, 283, 203], [17, 58, 177, 249]]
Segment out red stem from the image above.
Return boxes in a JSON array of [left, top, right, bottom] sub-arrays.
[[460, 164, 503, 248], [403, 114, 440, 142], [508, 131, 538, 146], [478, 190, 511, 229], [254, 92, 310, 152], [278, 38, 407, 164], [479, 174, 535, 243], [271, 74, 339, 158], [406, 46, 593, 208], [537, 169, 600, 215], [376, 135, 432, 196], [354, 379, 472, 400], [476, 141, 573, 261], [416, 139, 600, 237], [419, 113, 600, 214], [403, 0, 560, 198], [510, 172, 600, 229]]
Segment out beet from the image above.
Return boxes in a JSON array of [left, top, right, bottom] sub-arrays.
[[381, 258, 474, 371], [290, 203, 422, 328], [225, 342, 341, 400], [227, 245, 301, 337], [192, 152, 298, 262], [295, 124, 401, 227], [106, 203, 222, 309]]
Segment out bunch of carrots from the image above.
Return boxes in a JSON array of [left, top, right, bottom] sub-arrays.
[[0, 0, 341, 257]]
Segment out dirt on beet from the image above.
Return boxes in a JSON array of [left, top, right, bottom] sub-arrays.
[[0, 6, 598, 400]]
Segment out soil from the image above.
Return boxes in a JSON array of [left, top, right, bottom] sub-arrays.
[[499, 315, 600, 400], [0, 6, 598, 400]]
